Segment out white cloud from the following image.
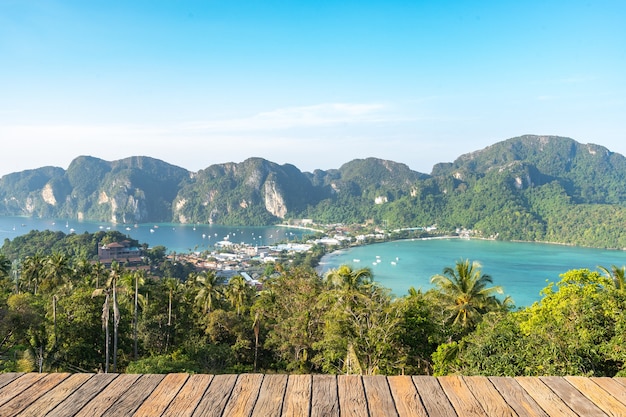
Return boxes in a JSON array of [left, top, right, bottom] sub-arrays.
[[182, 102, 400, 132]]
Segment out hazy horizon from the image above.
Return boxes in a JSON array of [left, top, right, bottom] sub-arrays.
[[1, 1, 624, 177]]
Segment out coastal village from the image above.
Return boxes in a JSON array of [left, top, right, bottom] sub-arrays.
[[97, 220, 439, 288]]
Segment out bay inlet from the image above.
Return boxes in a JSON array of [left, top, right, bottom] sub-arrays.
[[2, 216, 625, 308]]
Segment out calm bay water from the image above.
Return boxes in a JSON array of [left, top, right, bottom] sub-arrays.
[[2, 216, 625, 307], [0, 216, 308, 254], [319, 238, 626, 307]]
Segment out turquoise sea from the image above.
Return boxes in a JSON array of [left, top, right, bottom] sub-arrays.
[[0, 216, 308, 254], [2, 216, 625, 308], [319, 238, 626, 307]]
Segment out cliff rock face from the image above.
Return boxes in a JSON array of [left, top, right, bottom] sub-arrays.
[[2, 136, 626, 239], [0, 156, 188, 223], [264, 179, 288, 218]]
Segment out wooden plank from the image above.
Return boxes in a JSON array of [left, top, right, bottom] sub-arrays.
[[615, 378, 626, 388], [515, 377, 578, 417], [16, 373, 93, 417], [566, 376, 626, 417], [591, 377, 626, 407], [540, 376, 606, 417], [100, 374, 165, 416], [73, 374, 142, 417], [462, 376, 516, 417], [46, 373, 118, 417], [0, 372, 70, 416], [311, 374, 339, 417], [489, 376, 549, 417], [0, 373, 23, 390], [387, 375, 428, 417], [133, 373, 190, 417], [411, 376, 456, 417], [222, 373, 265, 417], [337, 375, 368, 417], [251, 374, 288, 417], [162, 373, 214, 417], [362, 376, 398, 417], [438, 375, 486, 417], [192, 374, 238, 417], [281, 374, 312, 417], [0, 373, 48, 408]]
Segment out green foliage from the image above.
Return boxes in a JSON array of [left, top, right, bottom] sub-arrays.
[[434, 269, 626, 376]]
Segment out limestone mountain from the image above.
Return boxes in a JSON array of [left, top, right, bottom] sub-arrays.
[[0, 156, 190, 224], [2, 135, 626, 248]]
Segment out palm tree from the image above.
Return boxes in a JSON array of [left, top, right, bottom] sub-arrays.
[[21, 253, 45, 294], [0, 254, 11, 279], [194, 270, 221, 314], [93, 261, 124, 372], [41, 253, 72, 294], [226, 275, 251, 316], [430, 259, 503, 331], [120, 270, 146, 359], [324, 265, 373, 292], [598, 264, 626, 291], [162, 277, 181, 353], [0, 254, 11, 293]]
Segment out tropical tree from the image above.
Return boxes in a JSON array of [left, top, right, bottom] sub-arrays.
[[598, 264, 626, 291], [0, 254, 12, 295], [92, 262, 124, 372], [324, 265, 373, 292], [40, 253, 72, 294], [0, 254, 11, 279], [430, 259, 504, 334], [162, 277, 181, 353], [119, 270, 146, 359], [225, 275, 253, 316], [21, 253, 45, 295], [253, 266, 323, 372], [194, 270, 221, 314], [433, 269, 626, 376]]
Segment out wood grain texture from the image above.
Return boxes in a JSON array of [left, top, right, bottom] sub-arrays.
[[438, 375, 486, 417], [0, 373, 47, 408], [1, 373, 624, 416], [362, 375, 398, 417], [411, 375, 457, 417], [387, 375, 428, 417], [461, 376, 516, 417], [281, 374, 312, 417], [489, 376, 548, 417], [515, 377, 578, 417], [16, 373, 93, 417], [192, 374, 238, 417], [100, 374, 165, 416], [539, 376, 606, 417], [162, 373, 214, 417], [45, 373, 119, 417], [337, 374, 368, 417], [73, 373, 142, 417], [221, 373, 265, 417], [0, 373, 23, 390], [311, 374, 339, 417], [565, 376, 626, 417], [591, 377, 626, 407], [133, 373, 189, 417], [0, 372, 70, 416], [251, 374, 288, 417]]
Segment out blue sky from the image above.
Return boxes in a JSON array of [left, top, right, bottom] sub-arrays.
[[1, 0, 624, 177]]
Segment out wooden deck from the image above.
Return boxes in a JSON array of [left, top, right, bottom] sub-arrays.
[[1, 373, 625, 416]]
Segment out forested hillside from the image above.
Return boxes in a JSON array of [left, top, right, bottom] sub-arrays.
[[2, 135, 626, 247], [1, 232, 624, 376]]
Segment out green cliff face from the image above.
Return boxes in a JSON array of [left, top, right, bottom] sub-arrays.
[[2, 135, 626, 248]]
